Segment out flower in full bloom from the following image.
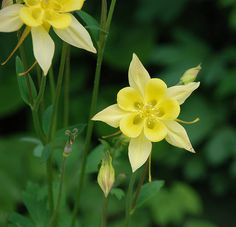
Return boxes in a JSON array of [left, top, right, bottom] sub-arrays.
[[92, 54, 200, 172], [0, 0, 96, 75]]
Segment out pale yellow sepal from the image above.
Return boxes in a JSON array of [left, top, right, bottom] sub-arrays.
[[164, 120, 195, 153], [31, 26, 55, 75], [54, 15, 96, 53], [128, 132, 152, 172], [0, 4, 23, 32], [167, 82, 200, 105], [92, 104, 128, 128], [128, 53, 150, 96]]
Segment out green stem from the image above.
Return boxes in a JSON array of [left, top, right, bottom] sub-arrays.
[[46, 42, 69, 215], [49, 42, 69, 139], [63, 46, 71, 127], [49, 67, 56, 103], [50, 156, 67, 227], [131, 163, 148, 212], [101, 196, 109, 227], [125, 172, 136, 227], [70, 1, 117, 226]]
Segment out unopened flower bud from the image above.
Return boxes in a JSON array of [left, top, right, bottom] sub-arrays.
[[97, 154, 115, 197], [180, 64, 201, 84], [63, 143, 72, 157]]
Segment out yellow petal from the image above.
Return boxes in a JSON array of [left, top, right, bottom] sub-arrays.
[[92, 104, 128, 128], [0, 4, 23, 32], [31, 26, 55, 75], [19, 6, 43, 27], [128, 53, 150, 96], [23, 0, 40, 7], [59, 0, 85, 12], [117, 87, 144, 111], [144, 118, 167, 142], [167, 82, 200, 105], [45, 10, 71, 29], [53, 15, 96, 53], [157, 98, 180, 120], [144, 78, 167, 105], [164, 120, 195, 153], [120, 113, 144, 138], [128, 132, 152, 172]]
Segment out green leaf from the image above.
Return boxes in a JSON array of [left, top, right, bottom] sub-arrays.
[[184, 219, 218, 227], [8, 213, 34, 227], [76, 10, 100, 42], [111, 188, 125, 200], [136, 180, 164, 209], [42, 105, 53, 135], [22, 183, 49, 226], [41, 144, 52, 162], [15, 56, 37, 106], [33, 144, 44, 158], [205, 127, 236, 166], [150, 183, 202, 226], [85, 144, 106, 173]]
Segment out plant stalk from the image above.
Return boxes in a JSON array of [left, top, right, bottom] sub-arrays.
[[70, 1, 117, 226]]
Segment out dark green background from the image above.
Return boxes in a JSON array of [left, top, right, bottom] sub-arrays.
[[0, 0, 236, 226]]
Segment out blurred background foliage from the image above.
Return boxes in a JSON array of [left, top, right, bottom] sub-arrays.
[[0, 0, 236, 226]]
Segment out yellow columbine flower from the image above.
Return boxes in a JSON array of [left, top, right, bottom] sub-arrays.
[[92, 54, 200, 172], [0, 0, 96, 75]]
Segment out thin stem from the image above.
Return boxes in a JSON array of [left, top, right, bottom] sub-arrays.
[[148, 155, 152, 182], [63, 46, 71, 127], [46, 42, 69, 215], [50, 156, 67, 227], [101, 196, 109, 227], [125, 172, 136, 227], [49, 42, 69, 139], [131, 163, 148, 212], [49, 67, 56, 103], [70, 1, 117, 226]]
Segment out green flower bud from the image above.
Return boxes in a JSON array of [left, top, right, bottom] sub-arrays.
[[97, 153, 115, 197], [180, 64, 201, 84]]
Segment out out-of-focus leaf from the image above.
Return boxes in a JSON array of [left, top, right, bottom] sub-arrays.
[[136, 0, 188, 24], [42, 105, 53, 135], [15, 56, 37, 106], [150, 183, 202, 226], [33, 144, 44, 157], [184, 219, 218, 227], [205, 127, 236, 165], [105, 25, 155, 70], [23, 183, 49, 226], [85, 144, 106, 173], [8, 212, 34, 227], [181, 95, 221, 145], [136, 180, 164, 209], [111, 188, 125, 200], [184, 158, 206, 181]]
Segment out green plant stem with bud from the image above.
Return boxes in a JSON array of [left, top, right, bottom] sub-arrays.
[[50, 156, 67, 227], [70, 0, 117, 226]]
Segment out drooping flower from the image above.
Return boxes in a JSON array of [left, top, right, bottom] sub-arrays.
[[92, 54, 200, 172], [0, 0, 96, 75]]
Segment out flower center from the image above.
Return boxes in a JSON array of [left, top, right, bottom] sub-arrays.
[[135, 102, 164, 121]]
